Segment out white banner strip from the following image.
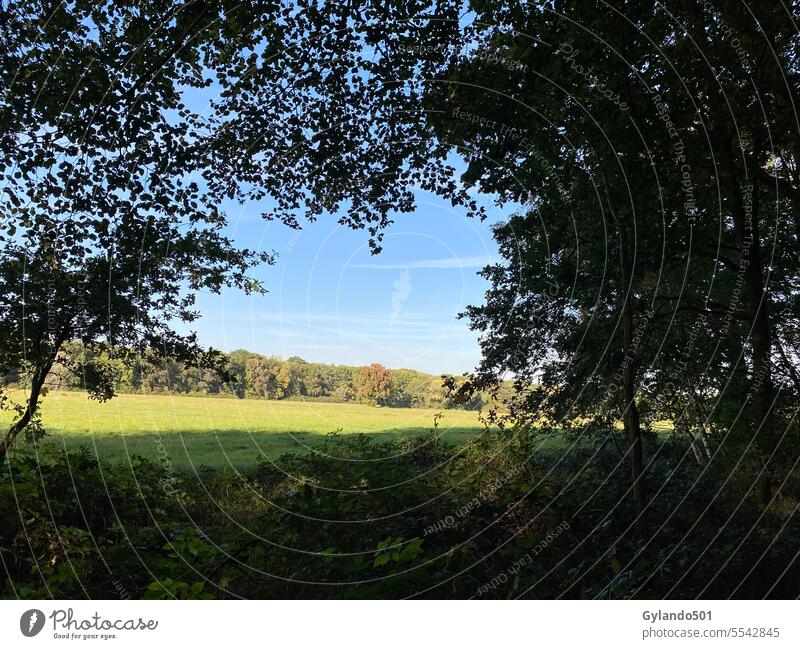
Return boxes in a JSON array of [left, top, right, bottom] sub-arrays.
[[2, 600, 797, 648]]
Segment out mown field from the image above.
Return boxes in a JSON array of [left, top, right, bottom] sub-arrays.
[[2, 391, 490, 470]]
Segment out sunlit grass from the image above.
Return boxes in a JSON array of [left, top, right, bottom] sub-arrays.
[[2, 390, 489, 470]]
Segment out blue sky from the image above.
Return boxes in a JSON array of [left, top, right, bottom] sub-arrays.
[[172, 81, 513, 375], [187, 190, 511, 375]]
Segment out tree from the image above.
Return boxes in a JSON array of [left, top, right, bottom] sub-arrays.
[[307, 374, 331, 398], [196, 0, 477, 253], [226, 349, 253, 398], [245, 356, 279, 399], [422, 1, 800, 515], [356, 364, 393, 405], [0, 2, 271, 461], [276, 364, 296, 398]]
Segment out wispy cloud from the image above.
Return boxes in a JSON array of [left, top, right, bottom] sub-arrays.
[[390, 270, 413, 324], [350, 255, 497, 270]]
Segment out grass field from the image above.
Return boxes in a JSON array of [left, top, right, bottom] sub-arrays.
[[2, 391, 489, 470]]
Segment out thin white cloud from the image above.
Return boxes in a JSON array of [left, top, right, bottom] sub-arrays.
[[248, 311, 466, 329], [350, 255, 497, 270]]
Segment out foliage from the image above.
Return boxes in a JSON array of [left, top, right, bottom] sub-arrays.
[[30, 346, 488, 411], [3, 429, 799, 599], [415, 0, 800, 524], [356, 363, 393, 405], [0, 1, 273, 461]]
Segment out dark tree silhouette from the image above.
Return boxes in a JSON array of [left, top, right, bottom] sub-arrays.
[[0, 2, 272, 460]]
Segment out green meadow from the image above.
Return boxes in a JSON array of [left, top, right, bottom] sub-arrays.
[[2, 391, 490, 470]]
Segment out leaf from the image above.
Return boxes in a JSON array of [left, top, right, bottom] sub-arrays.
[[399, 538, 423, 563]]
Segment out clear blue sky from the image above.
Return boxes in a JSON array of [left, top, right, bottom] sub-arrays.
[[186, 188, 510, 375]]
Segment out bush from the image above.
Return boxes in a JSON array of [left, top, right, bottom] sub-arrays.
[[3, 430, 799, 599]]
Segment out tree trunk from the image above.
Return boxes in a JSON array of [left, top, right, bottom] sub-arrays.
[[688, 0, 777, 464], [720, 146, 777, 501], [0, 336, 63, 464], [697, 420, 713, 462], [622, 326, 648, 539], [0, 371, 45, 464], [687, 428, 705, 465], [743, 182, 775, 443], [618, 224, 649, 539], [692, 394, 713, 462]]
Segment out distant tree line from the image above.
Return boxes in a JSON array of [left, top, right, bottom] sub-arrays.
[[23, 343, 486, 410]]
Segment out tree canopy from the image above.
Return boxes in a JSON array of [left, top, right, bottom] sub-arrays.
[[0, 2, 272, 459], [2, 1, 799, 539]]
